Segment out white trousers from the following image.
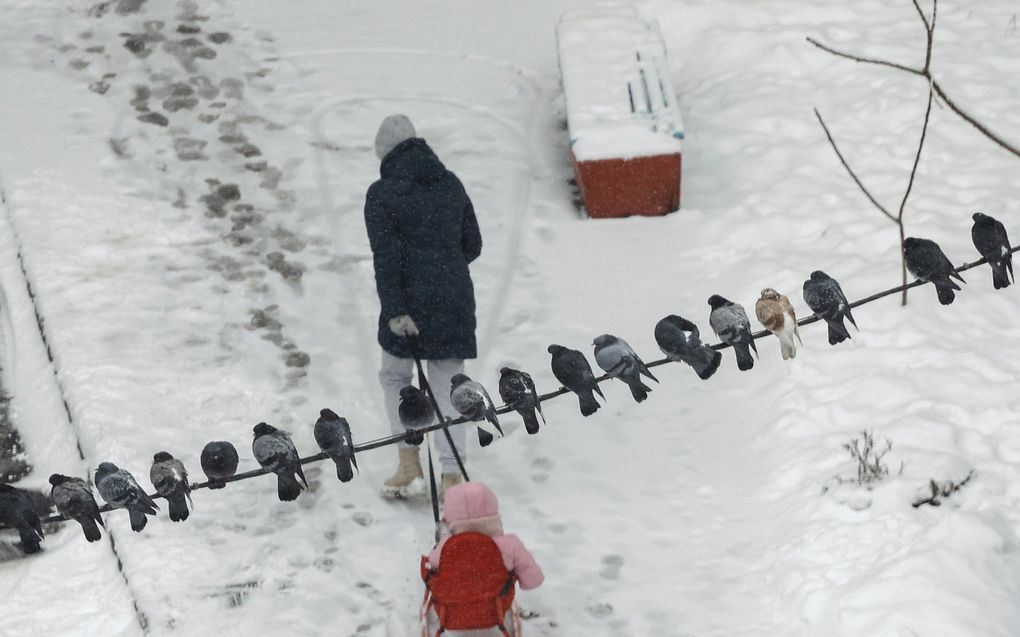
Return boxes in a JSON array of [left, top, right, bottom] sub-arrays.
[[379, 350, 467, 474]]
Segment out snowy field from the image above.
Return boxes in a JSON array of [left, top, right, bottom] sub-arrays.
[[1, 0, 1019, 635]]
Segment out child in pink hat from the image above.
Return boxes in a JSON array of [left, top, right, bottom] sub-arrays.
[[429, 482, 544, 590]]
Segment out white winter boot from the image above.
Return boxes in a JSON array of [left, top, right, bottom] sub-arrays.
[[381, 448, 426, 499]]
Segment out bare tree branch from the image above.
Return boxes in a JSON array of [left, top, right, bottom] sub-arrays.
[[912, 0, 931, 33], [814, 108, 898, 223], [931, 79, 1020, 158], [897, 86, 934, 223], [805, 37, 925, 76]]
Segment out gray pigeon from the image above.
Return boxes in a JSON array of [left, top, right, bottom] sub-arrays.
[[971, 213, 1013, 289], [200, 441, 239, 489], [904, 237, 966, 305], [450, 374, 503, 447], [398, 385, 433, 445], [653, 315, 721, 380], [0, 484, 44, 554], [314, 408, 358, 483], [803, 271, 857, 345], [548, 344, 605, 417], [150, 452, 192, 522], [95, 462, 158, 532], [592, 334, 658, 403], [252, 422, 307, 501], [498, 367, 544, 435], [708, 295, 758, 371], [49, 474, 104, 542]]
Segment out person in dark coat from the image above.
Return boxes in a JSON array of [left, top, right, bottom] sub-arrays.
[[365, 114, 483, 498]]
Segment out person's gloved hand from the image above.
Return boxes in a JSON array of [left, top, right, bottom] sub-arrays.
[[388, 315, 420, 337]]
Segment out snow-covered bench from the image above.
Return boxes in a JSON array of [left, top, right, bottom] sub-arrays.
[[556, 4, 684, 218]]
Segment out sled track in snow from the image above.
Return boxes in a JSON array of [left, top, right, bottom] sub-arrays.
[[0, 186, 150, 633]]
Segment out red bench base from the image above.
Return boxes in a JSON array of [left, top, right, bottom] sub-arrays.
[[573, 152, 681, 218]]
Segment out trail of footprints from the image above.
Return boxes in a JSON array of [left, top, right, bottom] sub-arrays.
[[49, 0, 313, 385]]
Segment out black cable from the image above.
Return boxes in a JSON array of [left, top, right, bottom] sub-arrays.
[[8, 245, 1016, 529]]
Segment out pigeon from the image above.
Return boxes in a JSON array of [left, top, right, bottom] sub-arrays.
[[802, 271, 857, 345], [0, 484, 44, 554], [548, 344, 605, 417], [314, 408, 358, 483], [592, 334, 659, 403], [708, 295, 758, 371], [904, 237, 966, 305], [150, 452, 192, 522], [95, 462, 158, 532], [49, 474, 104, 543], [200, 441, 239, 489], [498, 367, 545, 434], [755, 288, 802, 360], [252, 423, 307, 501], [398, 385, 434, 445], [971, 212, 1013, 289], [653, 315, 722, 380], [450, 374, 503, 447]]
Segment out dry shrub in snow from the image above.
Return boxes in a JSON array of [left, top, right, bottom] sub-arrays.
[[842, 429, 893, 486]]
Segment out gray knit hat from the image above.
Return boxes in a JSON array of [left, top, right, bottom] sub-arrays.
[[374, 114, 416, 160]]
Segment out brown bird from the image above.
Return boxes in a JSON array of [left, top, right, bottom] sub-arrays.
[[755, 288, 802, 360]]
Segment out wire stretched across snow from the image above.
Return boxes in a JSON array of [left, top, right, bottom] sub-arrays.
[[8, 244, 1018, 528]]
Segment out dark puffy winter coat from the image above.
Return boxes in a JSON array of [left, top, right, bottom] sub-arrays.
[[365, 138, 483, 360]]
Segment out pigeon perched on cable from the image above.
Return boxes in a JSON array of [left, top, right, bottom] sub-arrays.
[[593, 334, 658, 403], [904, 237, 966, 305], [971, 212, 1013, 289], [802, 271, 857, 345], [200, 441, 239, 489], [50, 474, 104, 543], [150, 452, 192, 522], [708, 295, 758, 371], [0, 484, 44, 554], [252, 423, 307, 502], [548, 344, 604, 417], [398, 385, 434, 445], [755, 288, 802, 360], [498, 367, 545, 434], [450, 374, 503, 447], [653, 315, 721, 380], [314, 408, 358, 483], [95, 462, 158, 532]]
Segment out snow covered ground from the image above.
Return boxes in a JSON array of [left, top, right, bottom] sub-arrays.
[[1, 0, 1019, 635]]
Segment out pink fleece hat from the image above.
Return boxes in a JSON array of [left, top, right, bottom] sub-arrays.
[[441, 482, 505, 537], [443, 482, 499, 522]]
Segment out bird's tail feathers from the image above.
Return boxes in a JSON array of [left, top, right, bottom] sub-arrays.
[[827, 319, 851, 345], [579, 391, 600, 417], [734, 344, 754, 371], [277, 473, 303, 501], [778, 330, 797, 360], [992, 263, 1011, 289], [128, 509, 148, 532], [83, 519, 102, 542], [950, 269, 966, 284], [335, 459, 355, 483], [592, 382, 606, 400], [934, 280, 957, 305], [168, 495, 190, 522], [522, 410, 541, 435], [627, 379, 651, 403], [477, 427, 494, 447]]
